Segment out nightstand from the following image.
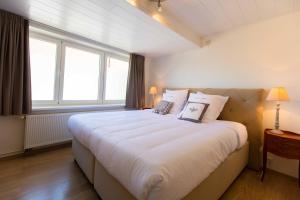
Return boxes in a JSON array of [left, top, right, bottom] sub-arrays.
[[261, 129, 300, 186]]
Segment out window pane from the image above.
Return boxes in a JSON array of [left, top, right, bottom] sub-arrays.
[[63, 46, 100, 101], [105, 57, 129, 101], [30, 38, 57, 101]]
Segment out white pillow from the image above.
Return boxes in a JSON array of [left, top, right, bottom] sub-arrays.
[[177, 93, 200, 118], [196, 92, 229, 122], [162, 89, 188, 114], [187, 92, 204, 102]]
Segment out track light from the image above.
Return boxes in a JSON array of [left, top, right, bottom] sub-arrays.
[[158, 0, 162, 12], [150, 0, 166, 12]]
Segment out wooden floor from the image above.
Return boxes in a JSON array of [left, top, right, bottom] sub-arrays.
[[0, 147, 299, 200], [0, 147, 98, 200], [221, 167, 300, 200]]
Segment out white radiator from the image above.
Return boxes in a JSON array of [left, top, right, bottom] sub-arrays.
[[24, 113, 74, 149]]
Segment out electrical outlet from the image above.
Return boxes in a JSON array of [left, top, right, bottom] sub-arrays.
[[267, 154, 274, 167]]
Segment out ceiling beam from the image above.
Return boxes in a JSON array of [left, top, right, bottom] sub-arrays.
[[125, 0, 209, 47]]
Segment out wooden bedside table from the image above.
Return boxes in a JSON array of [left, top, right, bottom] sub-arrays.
[[261, 129, 300, 186]]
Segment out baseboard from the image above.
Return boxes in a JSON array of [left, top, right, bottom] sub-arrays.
[[0, 150, 25, 160], [0, 140, 72, 161], [24, 141, 72, 156]]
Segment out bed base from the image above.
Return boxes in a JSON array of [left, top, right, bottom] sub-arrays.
[[73, 137, 248, 199], [92, 141, 249, 200], [72, 138, 95, 183]]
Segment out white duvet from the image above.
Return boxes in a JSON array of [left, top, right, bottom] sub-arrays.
[[68, 110, 247, 200]]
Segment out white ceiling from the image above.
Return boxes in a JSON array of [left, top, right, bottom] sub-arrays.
[[164, 0, 300, 36], [0, 0, 198, 57], [1, 0, 300, 57]]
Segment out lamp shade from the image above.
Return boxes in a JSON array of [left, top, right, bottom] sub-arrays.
[[266, 87, 289, 101], [149, 86, 158, 95]]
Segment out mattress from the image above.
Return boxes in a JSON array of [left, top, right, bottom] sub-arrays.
[[68, 110, 247, 200]]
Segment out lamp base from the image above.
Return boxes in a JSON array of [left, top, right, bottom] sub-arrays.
[[269, 129, 284, 134]]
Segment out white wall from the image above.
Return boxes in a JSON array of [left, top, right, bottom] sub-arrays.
[[147, 12, 300, 177]]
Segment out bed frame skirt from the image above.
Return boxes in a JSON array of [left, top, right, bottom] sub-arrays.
[[72, 138, 95, 183], [72, 137, 249, 199], [93, 142, 249, 200]]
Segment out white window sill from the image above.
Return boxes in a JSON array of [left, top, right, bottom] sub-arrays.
[[32, 104, 125, 114]]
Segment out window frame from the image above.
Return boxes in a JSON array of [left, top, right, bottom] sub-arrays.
[[103, 53, 130, 104], [30, 32, 62, 106], [29, 30, 129, 108], [58, 42, 105, 105]]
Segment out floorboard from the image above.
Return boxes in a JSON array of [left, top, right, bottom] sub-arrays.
[[0, 147, 99, 200], [221, 167, 300, 200], [0, 147, 299, 200]]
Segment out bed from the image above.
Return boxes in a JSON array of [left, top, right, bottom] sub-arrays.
[[68, 88, 264, 200]]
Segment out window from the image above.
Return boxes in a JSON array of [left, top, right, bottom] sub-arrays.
[[62, 46, 101, 101], [104, 56, 129, 102], [30, 37, 58, 103], [29, 31, 129, 107]]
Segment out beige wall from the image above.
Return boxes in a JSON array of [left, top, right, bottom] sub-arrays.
[[0, 117, 25, 157], [147, 12, 300, 178]]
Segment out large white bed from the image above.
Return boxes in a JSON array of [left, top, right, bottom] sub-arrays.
[[68, 88, 264, 200], [69, 110, 247, 200]]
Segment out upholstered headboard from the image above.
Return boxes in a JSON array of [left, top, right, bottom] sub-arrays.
[[164, 88, 264, 170]]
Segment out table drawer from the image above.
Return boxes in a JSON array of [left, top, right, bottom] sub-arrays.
[[267, 135, 300, 159]]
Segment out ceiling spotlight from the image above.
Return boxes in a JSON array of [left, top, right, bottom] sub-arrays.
[[158, 3, 162, 12], [150, 0, 167, 12]]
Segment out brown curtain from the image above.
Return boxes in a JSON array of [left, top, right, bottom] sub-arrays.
[[125, 54, 145, 109], [0, 10, 31, 115]]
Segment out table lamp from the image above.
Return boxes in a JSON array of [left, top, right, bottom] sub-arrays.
[[266, 87, 289, 134], [149, 86, 158, 108]]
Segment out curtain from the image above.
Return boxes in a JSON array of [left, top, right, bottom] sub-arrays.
[[125, 54, 145, 109], [0, 10, 31, 115]]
